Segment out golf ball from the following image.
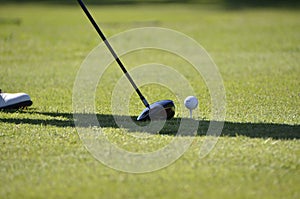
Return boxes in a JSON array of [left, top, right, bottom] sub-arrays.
[[184, 96, 198, 110]]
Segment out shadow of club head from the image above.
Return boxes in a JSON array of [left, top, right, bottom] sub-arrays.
[[137, 100, 175, 121]]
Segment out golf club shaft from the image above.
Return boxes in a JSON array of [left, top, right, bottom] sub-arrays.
[[77, 0, 150, 108]]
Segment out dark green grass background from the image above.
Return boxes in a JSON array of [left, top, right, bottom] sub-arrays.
[[0, 0, 299, 7]]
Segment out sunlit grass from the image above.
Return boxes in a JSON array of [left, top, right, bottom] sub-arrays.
[[0, 4, 299, 199]]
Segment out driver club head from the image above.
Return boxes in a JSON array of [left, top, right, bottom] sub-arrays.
[[137, 100, 175, 121]]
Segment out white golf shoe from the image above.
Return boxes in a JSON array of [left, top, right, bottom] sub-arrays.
[[0, 89, 33, 109]]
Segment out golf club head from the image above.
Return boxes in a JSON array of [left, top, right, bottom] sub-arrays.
[[137, 100, 175, 121]]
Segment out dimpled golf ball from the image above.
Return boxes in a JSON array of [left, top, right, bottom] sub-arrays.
[[184, 96, 198, 110]]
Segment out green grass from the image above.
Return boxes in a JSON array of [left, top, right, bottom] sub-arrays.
[[0, 3, 299, 199]]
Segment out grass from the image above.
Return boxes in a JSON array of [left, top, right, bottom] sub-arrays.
[[0, 3, 299, 199]]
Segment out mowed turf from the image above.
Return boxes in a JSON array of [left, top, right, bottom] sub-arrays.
[[0, 3, 299, 199]]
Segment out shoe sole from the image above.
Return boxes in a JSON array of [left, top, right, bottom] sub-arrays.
[[0, 100, 33, 110]]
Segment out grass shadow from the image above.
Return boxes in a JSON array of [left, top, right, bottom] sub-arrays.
[[0, 110, 299, 139]]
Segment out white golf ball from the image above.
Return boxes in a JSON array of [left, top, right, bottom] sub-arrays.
[[184, 96, 198, 110]]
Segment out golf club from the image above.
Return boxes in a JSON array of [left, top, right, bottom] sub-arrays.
[[77, 0, 175, 121]]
